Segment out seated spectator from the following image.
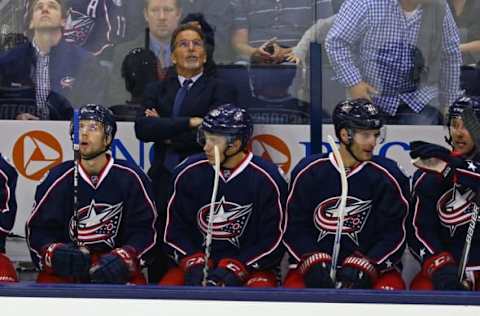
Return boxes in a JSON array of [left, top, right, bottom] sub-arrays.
[[107, 0, 182, 105], [325, 0, 462, 125], [231, 0, 334, 63], [448, 0, 480, 65], [134, 24, 236, 282], [23, 0, 144, 64], [1, 0, 104, 120]]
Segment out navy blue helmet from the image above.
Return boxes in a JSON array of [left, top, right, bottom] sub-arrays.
[[72, 104, 117, 147], [333, 98, 383, 138], [448, 96, 480, 126], [199, 104, 253, 149]]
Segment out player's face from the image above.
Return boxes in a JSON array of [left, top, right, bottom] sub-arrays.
[[79, 120, 109, 158], [171, 30, 206, 77], [145, 0, 181, 41], [450, 117, 475, 156], [202, 131, 229, 165], [350, 129, 382, 161], [29, 0, 65, 31]]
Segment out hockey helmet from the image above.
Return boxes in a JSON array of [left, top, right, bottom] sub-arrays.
[[447, 96, 480, 126], [73, 104, 117, 146], [198, 104, 253, 149], [333, 98, 384, 136]]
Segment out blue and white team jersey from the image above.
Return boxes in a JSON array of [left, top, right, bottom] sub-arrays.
[[26, 156, 157, 269], [410, 158, 480, 269], [284, 152, 409, 271], [164, 152, 287, 269], [0, 154, 18, 247]]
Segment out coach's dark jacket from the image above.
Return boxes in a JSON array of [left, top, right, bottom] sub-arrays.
[[135, 69, 236, 215]]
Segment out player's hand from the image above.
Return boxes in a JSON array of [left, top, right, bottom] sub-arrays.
[[348, 81, 378, 101], [89, 247, 138, 284], [42, 243, 90, 278], [145, 108, 159, 117], [338, 252, 377, 289], [206, 258, 248, 287], [189, 117, 203, 128], [180, 252, 212, 286], [409, 141, 464, 176], [422, 252, 465, 291], [298, 252, 334, 288], [284, 51, 300, 64]]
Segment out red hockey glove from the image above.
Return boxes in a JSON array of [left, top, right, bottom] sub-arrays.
[[180, 252, 212, 286], [42, 243, 90, 278], [207, 258, 248, 287], [339, 252, 378, 289], [298, 252, 334, 288], [89, 246, 139, 284], [422, 252, 463, 290], [0, 253, 17, 282]]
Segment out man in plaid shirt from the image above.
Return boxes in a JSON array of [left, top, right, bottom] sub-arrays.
[[326, 0, 462, 125]]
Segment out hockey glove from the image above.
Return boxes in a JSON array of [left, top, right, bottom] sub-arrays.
[[42, 243, 90, 278], [409, 141, 463, 177], [180, 252, 212, 286], [90, 247, 139, 284], [298, 252, 334, 288], [206, 258, 248, 287], [422, 252, 464, 291], [338, 252, 378, 289]]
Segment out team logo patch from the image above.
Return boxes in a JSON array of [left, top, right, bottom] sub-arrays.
[[197, 196, 253, 247], [60, 76, 75, 89], [437, 185, 477, 236], [69, 200, 123, 248], [314, 196, 372, 245], [64, 9, 95, 46]]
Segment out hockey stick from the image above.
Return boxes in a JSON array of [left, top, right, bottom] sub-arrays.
[[202, 145, 220, 286], [458, 107, 480, 282], [72, 109, 80, 246], [327, 135, 348, 284]]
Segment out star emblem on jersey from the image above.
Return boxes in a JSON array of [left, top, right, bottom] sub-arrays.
[[438, 185, 477, 236], [467, 161, 477, 172], [197, 196, 253, 247], [64, 9, 95, 46], [69, 200, 123, 248], [314, 196, 372, 245]]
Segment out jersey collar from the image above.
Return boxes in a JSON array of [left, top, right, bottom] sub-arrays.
[[218, 152, 253, 183], [328, 152, 366, 178], [79, 155, 114, 189]]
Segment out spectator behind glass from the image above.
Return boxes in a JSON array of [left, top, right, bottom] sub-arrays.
[[179, 0, 235, 64], [107, 0, 182, 105], [134, 24, 236, 283], [231, 0, 334, 64], [0, 0, 104, 120], [181, 12, 216, 75], [325, 0, 462, 125], [447, 0, 480, 65], [23, 0, 144, 65]]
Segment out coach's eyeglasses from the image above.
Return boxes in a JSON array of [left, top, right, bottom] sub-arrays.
[[175, 39, 204, 50]]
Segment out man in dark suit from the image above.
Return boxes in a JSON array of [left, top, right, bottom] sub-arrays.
[[134, 24, 236, 282]]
